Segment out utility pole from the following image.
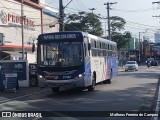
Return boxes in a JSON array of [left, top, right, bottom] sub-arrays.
[[59, 0, 64, 32], [138, 32, 141, 62], [59, 0, 73, 32], [139, 32, 144, 62], [89, 8, 96, 14], [104, 2, 117, 40], [21, 0, 24, 60]]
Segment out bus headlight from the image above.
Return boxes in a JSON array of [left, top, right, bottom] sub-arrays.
[[37, 75, 45, 82], [75, 74, 84, 80], [38, 75, 43, 79], [78, 74, 83, 78]]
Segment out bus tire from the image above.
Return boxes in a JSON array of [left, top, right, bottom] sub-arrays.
[[52, 87, 60, 93], [103, 80, 108, 84], [88, 74, 96, 91]]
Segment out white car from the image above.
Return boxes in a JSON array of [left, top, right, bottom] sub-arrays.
[[124, 61, 138, 71]]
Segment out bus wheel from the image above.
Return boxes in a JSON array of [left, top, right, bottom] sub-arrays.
[[52, 87, 60, 93], [103, 80, 108, 84], [88, 74, 96, 91]]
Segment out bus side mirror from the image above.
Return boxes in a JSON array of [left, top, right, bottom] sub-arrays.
[[32, 43, 35, 53], [88, 43, 91, 50]]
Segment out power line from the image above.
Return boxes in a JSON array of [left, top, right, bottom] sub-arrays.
[[126, 21, 158, 28], [77, 0, 89, 12], [65, 6, 158, 35], [112, 8, 157, 12], [1, 0, 158, 37], [66, 5, 160, 29]]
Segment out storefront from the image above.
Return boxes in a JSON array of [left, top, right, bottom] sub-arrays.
[[0, 0, 43, 63]]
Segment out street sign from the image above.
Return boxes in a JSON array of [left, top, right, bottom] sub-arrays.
[[4, 73, 17, 92], [0, 60, 29, 87]]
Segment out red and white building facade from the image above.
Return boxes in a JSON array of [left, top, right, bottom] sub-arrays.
[[0, 0, 59, 63]]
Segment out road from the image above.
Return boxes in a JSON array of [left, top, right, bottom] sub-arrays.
[[0, 65, 159, 120]]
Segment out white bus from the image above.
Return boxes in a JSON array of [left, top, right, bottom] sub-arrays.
[[37, 32, 118, 92]]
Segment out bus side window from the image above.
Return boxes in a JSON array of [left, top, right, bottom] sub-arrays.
[[84, 37, 90, 57], [85, 43, 90, 57]]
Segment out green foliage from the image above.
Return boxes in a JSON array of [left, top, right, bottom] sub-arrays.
[[112, 31, 132, 50], [64, 12, 103, 36], [110, 16, 126, 32], [110, 16, 132, 50], [64, 13, 132, 50]]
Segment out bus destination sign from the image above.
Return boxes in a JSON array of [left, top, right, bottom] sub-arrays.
[[43, 34, 77, 40]]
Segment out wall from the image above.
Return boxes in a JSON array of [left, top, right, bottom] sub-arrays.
[[43, 13, 59, 33]]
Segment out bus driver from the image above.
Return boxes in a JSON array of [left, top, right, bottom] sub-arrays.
[[55, 53, 67, 66]]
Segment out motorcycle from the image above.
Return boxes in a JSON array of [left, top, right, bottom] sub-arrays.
[[146, 61, 151, 68], [147, 63, 151, 68]]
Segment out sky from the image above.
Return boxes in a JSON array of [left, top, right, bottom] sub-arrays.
[[45, 0, 160, 42]]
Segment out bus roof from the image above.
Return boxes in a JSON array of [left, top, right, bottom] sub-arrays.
[[38, 31, 116, 45], [84, 32, 116, 45]]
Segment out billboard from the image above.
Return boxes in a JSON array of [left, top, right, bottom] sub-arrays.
[[0, 60, 29, 87]]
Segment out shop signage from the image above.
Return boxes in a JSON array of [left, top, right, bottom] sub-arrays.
[[0, 10, 35, 31], [0, 61, 27, 81]]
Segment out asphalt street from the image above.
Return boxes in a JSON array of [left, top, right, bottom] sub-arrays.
[[0, 65, 159, 120]]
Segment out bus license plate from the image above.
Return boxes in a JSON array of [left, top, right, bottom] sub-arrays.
[[53, 83, 65, 86]]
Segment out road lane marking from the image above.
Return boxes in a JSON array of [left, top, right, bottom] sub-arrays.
[[0, 89, 50, 104]]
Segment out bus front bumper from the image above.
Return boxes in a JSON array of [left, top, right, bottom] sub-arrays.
[[44, 78, 84, 88]]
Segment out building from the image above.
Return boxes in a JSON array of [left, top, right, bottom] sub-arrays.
[[118, 37, 139, 64], [154, 33, 160, 43], [150, 43, 160, 60], [0, 0, 59, 63], [40, 1, 59, 33]]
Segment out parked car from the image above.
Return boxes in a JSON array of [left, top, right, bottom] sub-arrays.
[[124, 61, 138, 71], [146, 58, 158, 67]]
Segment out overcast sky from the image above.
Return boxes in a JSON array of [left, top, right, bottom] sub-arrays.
[[46, 0, 160, 41]]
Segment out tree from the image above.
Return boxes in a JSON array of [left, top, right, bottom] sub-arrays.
[[64, 13, 131, 50], [110, 16, 132, 50], [110, 16, 126, 32], [111, 31, 132, 50], [64, 12, 103, 36]]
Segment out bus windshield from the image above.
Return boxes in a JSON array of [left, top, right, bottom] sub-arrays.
[[40, 42, 83, 67]]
